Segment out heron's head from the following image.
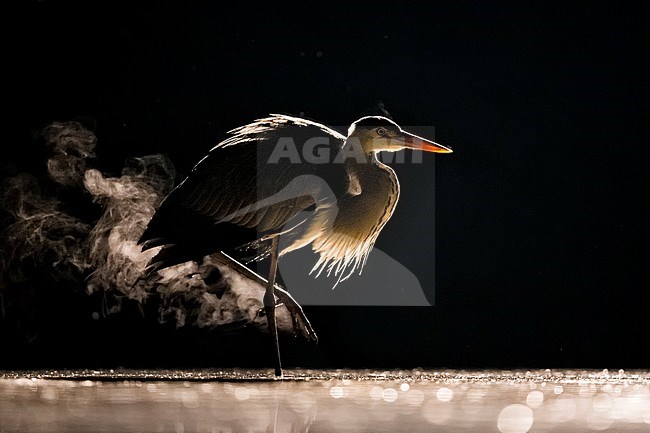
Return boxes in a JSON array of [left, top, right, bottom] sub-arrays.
[[348, 116, 452, 154]]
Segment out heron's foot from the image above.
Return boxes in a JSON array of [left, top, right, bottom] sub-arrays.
[[285, 302, 318, 342], [274, 287, 317, 342], [256, 297, 317, 342]]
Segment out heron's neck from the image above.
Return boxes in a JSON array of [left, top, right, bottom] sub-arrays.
[[344, 153, 398, 197], [340, 134, 377, 163], [343, 152, 383, 172], [331, 151, 400, 247]]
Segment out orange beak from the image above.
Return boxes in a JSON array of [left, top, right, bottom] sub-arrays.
[[400, 130, 453, 153]]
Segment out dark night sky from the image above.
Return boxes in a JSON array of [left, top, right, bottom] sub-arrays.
[[4, 1, 649, 369]]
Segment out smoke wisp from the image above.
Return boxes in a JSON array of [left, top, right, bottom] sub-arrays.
[[1, 121, 298, 343]]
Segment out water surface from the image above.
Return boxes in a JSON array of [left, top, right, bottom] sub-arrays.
[[1, 369, 648, 432]]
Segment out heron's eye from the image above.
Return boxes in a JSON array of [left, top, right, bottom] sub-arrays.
[[376, 128, 388, 136]]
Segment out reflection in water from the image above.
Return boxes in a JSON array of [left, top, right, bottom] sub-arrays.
[[0, 369, 648, 432]]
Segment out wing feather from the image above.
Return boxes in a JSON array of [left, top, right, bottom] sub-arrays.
[[139, 114, 350, 270]]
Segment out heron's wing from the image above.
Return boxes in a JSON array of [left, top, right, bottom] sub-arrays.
[[139, 115, 348, 269], [179, 114, 347, 230]]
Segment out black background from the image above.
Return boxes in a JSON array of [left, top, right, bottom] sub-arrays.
[[3, 0, 648, 370]]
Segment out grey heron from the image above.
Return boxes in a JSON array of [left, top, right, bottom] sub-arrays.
[[138, 114, 452, 376]]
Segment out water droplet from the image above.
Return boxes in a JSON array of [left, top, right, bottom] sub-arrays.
[[382, 388, 398, 403], [526, 390, 544, 408], [406, 389, 425, 406], [40, 387, 59, 402], [329, 386, 344, 399], [436, 387, 454, 402], [498, 404, 534, 433], [369, 386, 383, 400], [234, 387, 250, 400]]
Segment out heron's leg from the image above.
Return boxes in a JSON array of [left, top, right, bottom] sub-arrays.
[[211, 251, 317, 341], [264, 236, 282, 377]]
